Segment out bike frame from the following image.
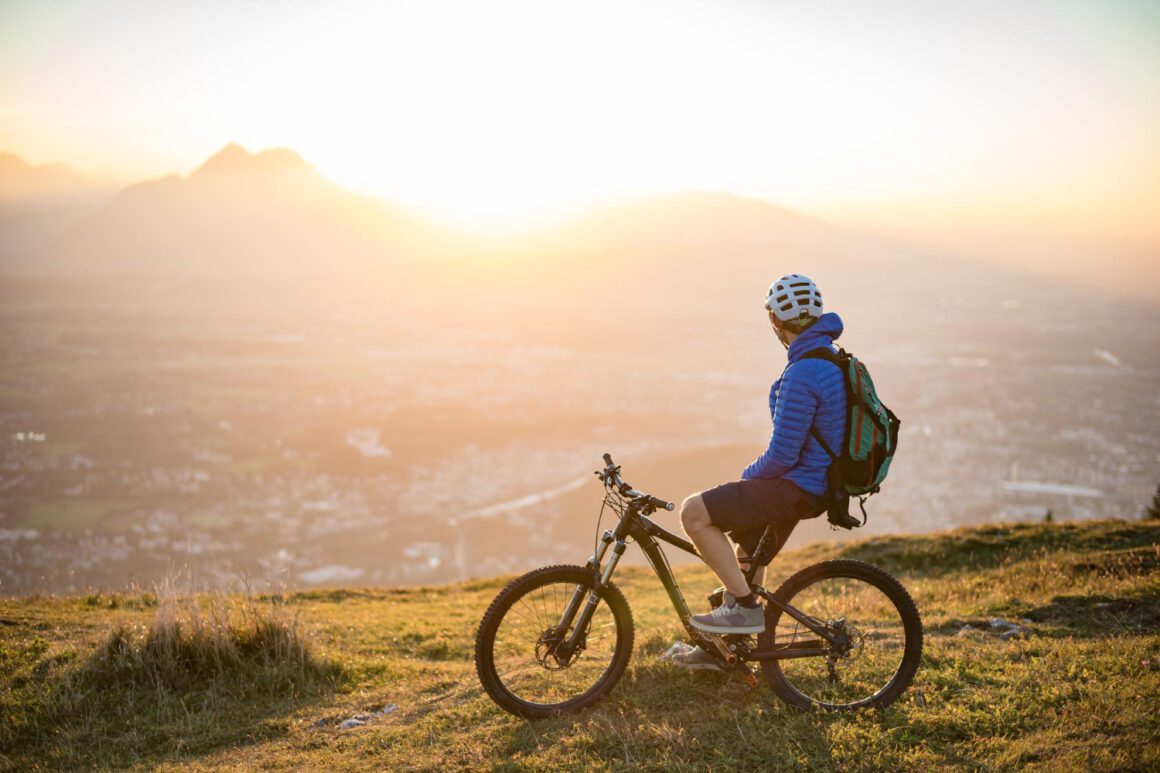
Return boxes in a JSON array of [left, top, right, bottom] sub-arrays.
[[555, 500, 842, 664]]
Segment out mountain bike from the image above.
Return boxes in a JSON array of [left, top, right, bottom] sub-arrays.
[[474, 453, 923, 718]]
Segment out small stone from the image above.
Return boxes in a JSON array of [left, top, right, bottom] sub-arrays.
[[339, 718, 366, 730]]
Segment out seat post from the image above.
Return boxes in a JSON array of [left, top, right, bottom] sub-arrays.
[[746, 521, 798, 586], [743, 526, 775, 584]]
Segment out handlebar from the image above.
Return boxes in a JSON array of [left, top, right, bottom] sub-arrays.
[[597, 452, 675, 512], [649, 495, 676, 511]]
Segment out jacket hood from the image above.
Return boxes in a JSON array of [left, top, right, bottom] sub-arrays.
[[787, 312, 844, 363]]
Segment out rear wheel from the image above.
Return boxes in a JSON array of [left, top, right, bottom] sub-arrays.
[[758, 559, 922, 710], [475, 565, 634, 719]]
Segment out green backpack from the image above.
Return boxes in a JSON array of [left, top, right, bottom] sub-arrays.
[[801, 347, 900, 529]]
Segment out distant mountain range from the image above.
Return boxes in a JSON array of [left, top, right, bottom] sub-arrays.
[[0, 153, 117, 263], [0, 152, 114, 199], [2, 143, 1149, 342], [31, 144, 441, 279], [0, 144, 883, 279]]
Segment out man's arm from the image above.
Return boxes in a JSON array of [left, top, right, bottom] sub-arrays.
[[741, 364, 819, 480]]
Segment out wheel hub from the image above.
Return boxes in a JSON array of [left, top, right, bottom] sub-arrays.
[[827, 618, 856, 656], [535, 627, 582, 670]]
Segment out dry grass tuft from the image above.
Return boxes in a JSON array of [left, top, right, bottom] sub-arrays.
[[0, 578, 344, 768], [83, 578, 334, 694]]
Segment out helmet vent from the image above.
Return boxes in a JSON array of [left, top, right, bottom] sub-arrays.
[[765, 273, 823, 323]]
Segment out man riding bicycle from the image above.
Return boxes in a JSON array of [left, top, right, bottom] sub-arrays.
[[476, 274, 916, 709], [675, 274, 846, 667]]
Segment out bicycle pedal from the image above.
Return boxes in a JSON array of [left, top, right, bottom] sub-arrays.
[[706, 635, 737, 665]]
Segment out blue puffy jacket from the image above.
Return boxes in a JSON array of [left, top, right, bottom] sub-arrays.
[[741, 312, 847, 497]]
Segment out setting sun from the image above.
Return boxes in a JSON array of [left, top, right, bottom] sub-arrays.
[[3, 0, 1159, 237]]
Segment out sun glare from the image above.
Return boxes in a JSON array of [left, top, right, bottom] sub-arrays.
[[1, 0, 1158, 236], [281, 0, 731, 228]]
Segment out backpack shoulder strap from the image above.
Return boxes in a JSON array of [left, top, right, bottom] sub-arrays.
[[799, 346, 843, 462], [799, 346, 841, 365], [810, 425, 839, 461]]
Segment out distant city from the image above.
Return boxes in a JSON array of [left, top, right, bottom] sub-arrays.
[[2, 270, 1156, 594], [1, 146, 1157, 594]]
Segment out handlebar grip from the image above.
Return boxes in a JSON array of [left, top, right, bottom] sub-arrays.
[[649, 496, 675, 511], [603, 452, 613, 467]]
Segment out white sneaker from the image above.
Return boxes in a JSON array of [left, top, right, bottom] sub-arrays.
[[668, 644, 727, 672]]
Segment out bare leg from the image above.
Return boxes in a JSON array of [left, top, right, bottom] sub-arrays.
[[680, 494, 750, 599]]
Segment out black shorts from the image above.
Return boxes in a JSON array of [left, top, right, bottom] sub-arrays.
[[701, 477, 826, 561]]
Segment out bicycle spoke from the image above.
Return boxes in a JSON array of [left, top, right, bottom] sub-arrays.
[[774, 575, 908, 708], [491, 579, 620, 707]]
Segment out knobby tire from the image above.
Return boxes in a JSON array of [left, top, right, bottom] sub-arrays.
[[758, 558, 923, 710], [474, 564, 634, 719]]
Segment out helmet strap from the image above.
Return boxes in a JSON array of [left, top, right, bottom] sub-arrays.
[[772, 318, 791, 350]]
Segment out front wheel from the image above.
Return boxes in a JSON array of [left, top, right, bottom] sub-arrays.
[[759, 559, 923, 710], [475, 565, 634, 719]]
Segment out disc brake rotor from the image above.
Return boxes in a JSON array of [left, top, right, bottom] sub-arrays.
[[535, 628, 582, 670], [823, 619, 864, 683]]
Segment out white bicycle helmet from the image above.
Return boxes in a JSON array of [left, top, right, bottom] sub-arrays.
[[764, 273, 823, 330]]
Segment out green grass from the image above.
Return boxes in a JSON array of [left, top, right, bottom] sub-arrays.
[[2, 519, 1158, 771]]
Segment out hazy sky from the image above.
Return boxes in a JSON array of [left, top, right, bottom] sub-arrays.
[[2, 0, 1158, 238]]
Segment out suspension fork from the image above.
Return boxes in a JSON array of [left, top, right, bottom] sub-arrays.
[[562, 539, 626, 654], [551, 526, 627, 656], [550, 530, 611, 641]]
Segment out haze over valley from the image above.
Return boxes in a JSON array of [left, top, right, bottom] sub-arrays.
[[2, 144, 1157, 594]]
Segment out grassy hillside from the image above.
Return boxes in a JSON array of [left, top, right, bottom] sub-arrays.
[[2, 519, 1158, 771]]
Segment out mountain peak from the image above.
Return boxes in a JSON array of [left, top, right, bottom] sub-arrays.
[[0, 151, 33, 173], [193, 143, 315, 178], [0, 151, 113, 201]]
